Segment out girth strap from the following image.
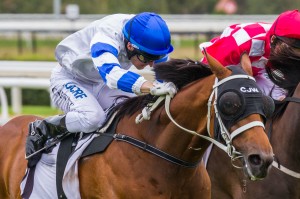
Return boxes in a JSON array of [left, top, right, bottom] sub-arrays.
[[56, 134, 74, 199]]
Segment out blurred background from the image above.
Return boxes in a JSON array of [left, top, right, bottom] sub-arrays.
[[0, 0, 299, 123], [1, 0, 299, 14]]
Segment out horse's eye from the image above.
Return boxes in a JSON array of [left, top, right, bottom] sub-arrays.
[[218, 92, 242, 116]]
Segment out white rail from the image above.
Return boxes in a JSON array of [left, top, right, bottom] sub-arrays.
[[0, 61, 153, 124], [0, 14, 277, 34]]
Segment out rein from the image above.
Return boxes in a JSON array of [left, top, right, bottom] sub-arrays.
[[271, 96, 300, 179], [134, 74, 265, 170]]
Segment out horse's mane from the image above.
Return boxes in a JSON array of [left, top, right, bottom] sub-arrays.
[[114, 59, 213, 119], [153, 58, 212, 90]]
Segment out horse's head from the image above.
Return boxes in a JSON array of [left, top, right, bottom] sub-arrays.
[[204, 50, 274, 180]]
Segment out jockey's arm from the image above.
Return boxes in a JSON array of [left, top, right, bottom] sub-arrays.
[[90, 33, 176, 97], [91, 33, 149, 94], [240, 52, 253, 76]]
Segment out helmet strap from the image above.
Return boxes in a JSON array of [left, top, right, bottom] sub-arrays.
[[124, 16, 138, 60]]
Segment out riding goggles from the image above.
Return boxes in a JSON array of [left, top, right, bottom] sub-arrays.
[[133, 48, 165, 63]]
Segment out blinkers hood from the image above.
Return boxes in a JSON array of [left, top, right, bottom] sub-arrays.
[[216, 66, 274, 130]]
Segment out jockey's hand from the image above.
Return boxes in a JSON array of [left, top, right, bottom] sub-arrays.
[[150, 82, 177, 98]]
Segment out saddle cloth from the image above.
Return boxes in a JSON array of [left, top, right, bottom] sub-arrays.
[[20, 133, 97, 199]]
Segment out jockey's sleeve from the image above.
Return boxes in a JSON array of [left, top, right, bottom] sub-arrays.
[[90, 33, 147, 94], [199, 24, 255, 66]]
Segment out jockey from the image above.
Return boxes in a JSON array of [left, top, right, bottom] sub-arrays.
[[25, 12, 177, 167], [199, 9, 300, 100]]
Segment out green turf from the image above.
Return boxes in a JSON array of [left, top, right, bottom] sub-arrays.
[[3, 105, 62, 117]]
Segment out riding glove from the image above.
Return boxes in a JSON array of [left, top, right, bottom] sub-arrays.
[[150, 82, 177, 98]]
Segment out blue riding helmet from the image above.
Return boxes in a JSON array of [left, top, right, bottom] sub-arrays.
[[122, 12, 174, 56]]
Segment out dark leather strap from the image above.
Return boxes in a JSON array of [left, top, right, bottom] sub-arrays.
[[284, 97, 300, 103], [56, 134, 74, 199], [55, 114, 119, 198], [21, 167, 36, 199], [81, 116, 119, 158], [113, 133, 200, 168]]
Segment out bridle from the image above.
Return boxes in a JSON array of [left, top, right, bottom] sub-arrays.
[[206, 75, 264, 159], [136, 73, 265, 174]]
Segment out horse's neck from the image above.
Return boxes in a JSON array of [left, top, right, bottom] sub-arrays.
[[272, 88, 300, 167], [153, 76, 214, 162], [116, 76, 215, 169]]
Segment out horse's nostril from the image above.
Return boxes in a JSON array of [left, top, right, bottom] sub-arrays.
[[248, 154, 262, 166]]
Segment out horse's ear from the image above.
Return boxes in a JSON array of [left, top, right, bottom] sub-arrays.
[[203, 48, 231, 79], [240, 53, 253, 76]]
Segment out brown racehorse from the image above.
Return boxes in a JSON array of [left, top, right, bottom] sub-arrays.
[[206, 82, 300, 199], [0, 56, 273, 199]]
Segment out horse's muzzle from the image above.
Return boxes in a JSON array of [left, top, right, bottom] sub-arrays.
[[243, 153, 274, 181]]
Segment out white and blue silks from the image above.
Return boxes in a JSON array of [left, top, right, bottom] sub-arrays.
[[51, 14, 172, 134], [55, 14, 169, 95]]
